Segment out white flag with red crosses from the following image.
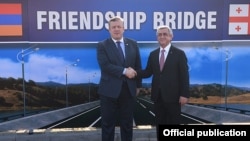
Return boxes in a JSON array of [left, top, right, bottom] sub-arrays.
[[228, 4, 250, 35]]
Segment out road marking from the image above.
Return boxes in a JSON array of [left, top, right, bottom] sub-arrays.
[[149, 111, 155, 117], [89, 116, 101, 127], [181, 113, 206, 124], [47, 106, 100, 129]]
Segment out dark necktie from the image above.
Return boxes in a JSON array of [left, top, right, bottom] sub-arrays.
[[159, 49, 165, 71], [116, 41, 124, 62]]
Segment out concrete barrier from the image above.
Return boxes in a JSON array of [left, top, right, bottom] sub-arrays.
[[182, 104, 250, 124], [0, 101, 100, 131]]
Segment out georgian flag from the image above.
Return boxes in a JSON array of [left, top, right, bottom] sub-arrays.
[[229, 4, 250, 35]]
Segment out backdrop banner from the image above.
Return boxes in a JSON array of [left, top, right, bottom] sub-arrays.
[[0, 0, 249, 42]]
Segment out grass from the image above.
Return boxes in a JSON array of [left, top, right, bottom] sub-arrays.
[[189, 93, 250, 104], [1, 90, 250, 111]]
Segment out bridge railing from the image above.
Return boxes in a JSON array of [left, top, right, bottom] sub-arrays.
[[188, 103, 250, 115], [0, 109, 55, 122], [0, 101, 100, 132]]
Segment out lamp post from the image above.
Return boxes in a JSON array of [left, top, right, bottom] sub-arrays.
[[224, 49, 232, 110], [214, 47, 232, 110], [88, 78, 90, 102], [88, 73, 96, 102], [16, 46, 39, 116], [65, 59, 80, 107]]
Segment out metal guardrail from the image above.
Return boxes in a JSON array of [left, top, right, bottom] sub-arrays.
[[188, 103, 250, 115]]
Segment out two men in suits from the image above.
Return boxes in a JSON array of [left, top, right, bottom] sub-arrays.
[[96, 16, 141, 141], [137, 25, 190, 140]]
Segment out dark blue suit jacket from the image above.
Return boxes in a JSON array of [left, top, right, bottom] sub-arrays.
[[97, 37, 142, 98], [138, 45, 189, 103]]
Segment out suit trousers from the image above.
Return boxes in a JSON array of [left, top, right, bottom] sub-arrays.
[[100, 82, 135, 141], [154, 91, 181, 141]]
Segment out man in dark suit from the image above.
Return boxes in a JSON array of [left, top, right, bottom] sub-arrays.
[[136, 25, 189, 140], [96, 16, 142, 141]]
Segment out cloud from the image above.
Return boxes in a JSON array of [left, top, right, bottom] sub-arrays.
[[0, 58, 20, 78], [0, 54, 100, 84]]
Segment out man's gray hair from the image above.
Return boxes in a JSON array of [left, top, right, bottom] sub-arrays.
[[156, 25, 173, 36]]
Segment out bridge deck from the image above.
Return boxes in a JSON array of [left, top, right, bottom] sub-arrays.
[[0, 126, 157, 141]]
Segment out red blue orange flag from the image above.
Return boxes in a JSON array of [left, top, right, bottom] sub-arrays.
[[0, 3, 22, 36]]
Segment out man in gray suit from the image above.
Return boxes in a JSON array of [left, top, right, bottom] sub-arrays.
[[137, 25, 190, 141], [96, 16, 142, 141]]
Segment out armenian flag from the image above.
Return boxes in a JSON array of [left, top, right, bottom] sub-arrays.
[[0, 3, 22, 36]]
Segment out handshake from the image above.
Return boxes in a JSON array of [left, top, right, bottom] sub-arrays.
[[125, 67, 137, 79]]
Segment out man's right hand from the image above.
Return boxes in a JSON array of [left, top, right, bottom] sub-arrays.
[[125, 67, 137, 79]]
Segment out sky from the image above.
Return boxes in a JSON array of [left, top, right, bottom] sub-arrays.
[[0, 41, 250, 88]]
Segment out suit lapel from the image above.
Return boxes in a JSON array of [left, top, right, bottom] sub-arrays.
[[152, 48, 161, 72], [124, 39, 129, 64], [124, 38, 135, 66]]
